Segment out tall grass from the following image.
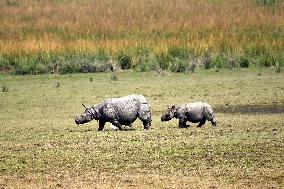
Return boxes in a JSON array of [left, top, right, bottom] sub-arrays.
[[0, 0, 283, 74]]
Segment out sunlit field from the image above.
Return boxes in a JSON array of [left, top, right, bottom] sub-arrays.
[[0, 0, 283, 74], [0, 69, 283, 188], [1, 0, 284, 188]]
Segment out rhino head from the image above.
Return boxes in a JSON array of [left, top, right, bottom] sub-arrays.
[[161, 105, 176, 122], [75, 104, 99, 125]]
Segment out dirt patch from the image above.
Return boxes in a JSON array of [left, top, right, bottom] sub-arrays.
[[216, 104, 284, 114]]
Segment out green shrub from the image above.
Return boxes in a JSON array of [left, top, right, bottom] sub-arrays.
[[227, 58, 238, 69], [258, 53, 277, 67], [96, 50, 110, 62], [14, 59, 47, 75], [243, 46, 280, 67], [169, 59, 190, 73], [203, 56, 213, 69], [156, 53, 171, 70], [1, 46, 283, 74], [0, 55, 12, 72], [117, 52, 132, 70], [135, 62, 153, 72], [59, 61, 80, 74], [168, 46, 189, 60], [212, 55, 227, 69], [239, 56, 250, 68], [79, 61, 97, 73]]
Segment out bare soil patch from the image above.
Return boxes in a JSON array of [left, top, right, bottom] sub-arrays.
[[216, 104, 284, 114]]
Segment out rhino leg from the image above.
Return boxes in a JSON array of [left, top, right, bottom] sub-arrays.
[[138, 103, 152, 129], [110, 120, 123, 131], [98, 120, 106, 131], [197, 117, 206, 127], [178, 118, 187, 128], [211, 117, 217, 126], [142, 120, 151, 130]]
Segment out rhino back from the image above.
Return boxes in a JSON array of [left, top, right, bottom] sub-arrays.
[[102, 95, 142, 124], [184, 102, 205, 121]]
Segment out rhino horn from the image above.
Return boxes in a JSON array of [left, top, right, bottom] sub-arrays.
[[82, 103, 87, 109]]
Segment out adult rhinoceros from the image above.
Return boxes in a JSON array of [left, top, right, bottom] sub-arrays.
[[75, 94, 152, 131], [161, 102, 217, 128]]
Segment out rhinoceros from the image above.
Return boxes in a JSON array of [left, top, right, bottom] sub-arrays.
[[75, 94, 152, 131], [161, 102, 217, 128]]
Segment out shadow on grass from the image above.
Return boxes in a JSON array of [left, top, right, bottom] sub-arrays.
[[216, 104, 284, 114], [67, 126, 137, 132]]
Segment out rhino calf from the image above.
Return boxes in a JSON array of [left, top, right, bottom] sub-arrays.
[[75, 94, 152, 131], [161, 102, 217, 128]]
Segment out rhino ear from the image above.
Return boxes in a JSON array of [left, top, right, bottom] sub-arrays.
[[171, 105, 176, 109]]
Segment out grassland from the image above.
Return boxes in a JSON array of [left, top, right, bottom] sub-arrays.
[[0, 68, 283, 188], [0, 0, 284, 74]]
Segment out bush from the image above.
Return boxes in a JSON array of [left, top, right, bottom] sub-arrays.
[[169, 59, 190, 73], [59, 61, 80, 74], [212, 55, 227, 69], [79, 61, 97, 73], [1, 47, 283, 74], [14, 60, 47, 75], [117, 52, 132, 70], [135, 62, 153, 72], [203, 56, 213, 69], [96, 50, 110, 62], [239, 57, 250, 68], [243, 46, 278, 67], [168, 46, 189, 60], [156, 53, 171, 70], [227, 58, 238, 69], [0, 55, 12, 72], [258, 54, 277, 67]]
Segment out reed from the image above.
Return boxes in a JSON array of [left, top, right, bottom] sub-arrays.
[[0, 0, 283, 74]]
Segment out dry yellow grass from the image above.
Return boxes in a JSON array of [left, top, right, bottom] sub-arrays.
[[0, 0, 283, 55]]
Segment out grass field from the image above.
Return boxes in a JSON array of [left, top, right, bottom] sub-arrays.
[[1, 0, 283, 188], [0, 68, 283, 188], [1, 0, 284, 73]]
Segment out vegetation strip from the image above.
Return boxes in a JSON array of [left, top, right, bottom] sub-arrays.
[[0, 0, 283, 74]]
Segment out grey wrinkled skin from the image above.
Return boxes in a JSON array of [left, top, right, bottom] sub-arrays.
[[75, 94, 152, 131], [161, 102, 217, 128]]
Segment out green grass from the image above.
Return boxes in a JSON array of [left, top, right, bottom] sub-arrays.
[[0, 69, 284, 188]]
